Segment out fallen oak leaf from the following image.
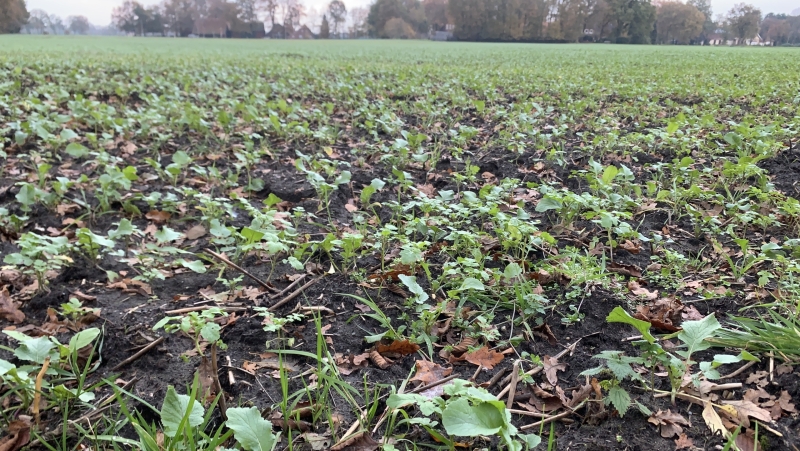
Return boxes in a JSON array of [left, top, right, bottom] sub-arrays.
[[542, 355, 566, 385], [410, 360, 452, 385], [648, 409, 689, 438], [375, 339, 420, 357], [674, 433, 694, 450], [627, 279, 658, 300], [463, 346, 504, 370], [720, 399, 773, 428], [609, 262, 642, 278], [0, 286, 24, 324], [145, 210, 171, 223], [0, 416, 31, 451], [331, 432, 380, 451]]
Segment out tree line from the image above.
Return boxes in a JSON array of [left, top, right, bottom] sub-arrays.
[[1, 0, 800, 45]]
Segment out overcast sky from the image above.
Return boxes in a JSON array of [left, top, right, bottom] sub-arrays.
[[26, 0, 798, 27]]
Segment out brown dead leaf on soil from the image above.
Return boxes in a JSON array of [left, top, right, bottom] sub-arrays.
[[0, 287, 24, 324], [197, 356, 217, 403], [720, 399, 773, 428], [330, 432, 380, 451], [609, 262, 643, 278], [0, 416, 31, 451], [627, 279, 659, 300], [674, 433, 694, 450], [410, 360, 452, 392], [185, 225, 207, 240], [634, 297, 683, 332], [375, 339, 420, 357], [145, 210, 171, 223], [542, 355, 566, 385], [334, 352, 370, 375], [618, 240, 641, 254], [463, 346, 504, 370], [648, 409, 689, 438]]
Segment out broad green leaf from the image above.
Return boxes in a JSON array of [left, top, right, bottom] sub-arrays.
[[4, 332, 56, 364], [200, 322, 221, 343], [226, 406, 278, 451], [179, 259, 207, 273], [535, 196, 562, 212], [108, 219, 134, 239], [442, 398, 504, 437], [60, 128, 79, 140], [65, 142, 89, 158], [264, 193, 282, 207], [160, 386, 204, 437], [241, 227, 265, 242], [398, 274, 429, 304], [677, 314, 720, 358], [154, 226, 182, 243], [458, 277, 485, 291], [606, 307, 655, 343], [606, 385, 631, 416], [387, 393, 427, 409], [334, 170, 351, 185], [666, 121, 679, 134], [601, 165, 618, 184], [172, 150, 192, 166], [503, 262, 522, 280], [69, 328, 100, 353]]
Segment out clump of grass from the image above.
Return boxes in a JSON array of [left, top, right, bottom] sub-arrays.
[[711, 311, 800, 363]]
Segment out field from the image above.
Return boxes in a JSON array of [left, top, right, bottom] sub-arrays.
[[1, 36, 799, 451]]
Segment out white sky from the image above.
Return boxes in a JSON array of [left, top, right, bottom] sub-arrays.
[[25, 0, 798, 27]]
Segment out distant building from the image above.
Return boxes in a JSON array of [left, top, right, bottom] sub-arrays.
[[290, 25, 317, 39], [192, 18, 229, 38]]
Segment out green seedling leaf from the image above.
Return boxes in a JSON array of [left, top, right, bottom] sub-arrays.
[[666, 121, 679, 134], [69, 328, 100, 353], [398, 274, 429, 304], [60, 128, 79, 140], [458, 277, 485, 291], [65, 142, 89, 158], [226, 406, 279, 451], [108, 219, 135, 239], [503, 262, 522, 280], [442, 397, 505, 437], [606, 307, 655, 343], [241, 227, 265, 242], [387, 393, 427, 409], [264, 193, 282, 207], [161, 386, 204, 437], [155, 226, 183, 243], [334, 170, 351, 185], [535, 196, 562, 212], [676, 314, 720, 358], [606, 385, 631, 416], [178, 259, 207, 273], [4, 332, 56, 364]]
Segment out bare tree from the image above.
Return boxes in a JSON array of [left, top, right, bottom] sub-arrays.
[[726, 3, 761, 43], [327, 0, 346, 36], [67, 15, 91, 34]]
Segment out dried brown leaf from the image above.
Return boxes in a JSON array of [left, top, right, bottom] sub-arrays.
[[410, 360, 452, 386], [609, 262, 642, 278], [185, 225, 207, 240], [375, 339, 420, 357], [0, 416, 31, 451], [463, 346, 504, 370], [0, 287, 24, 324], [145, 210, 171, 223], [674, 433, 694, 450], [330, 432, 380, 451], [542, 355, 566, 385], [648, 409, 689, 438]]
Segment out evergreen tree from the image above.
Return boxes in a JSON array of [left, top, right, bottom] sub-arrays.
[[320, 14, 330, 38]]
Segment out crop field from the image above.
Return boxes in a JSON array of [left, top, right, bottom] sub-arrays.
[[0, 36, 799, 451]]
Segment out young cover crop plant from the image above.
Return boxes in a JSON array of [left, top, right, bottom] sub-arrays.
[[0, 37, 798, 451]]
